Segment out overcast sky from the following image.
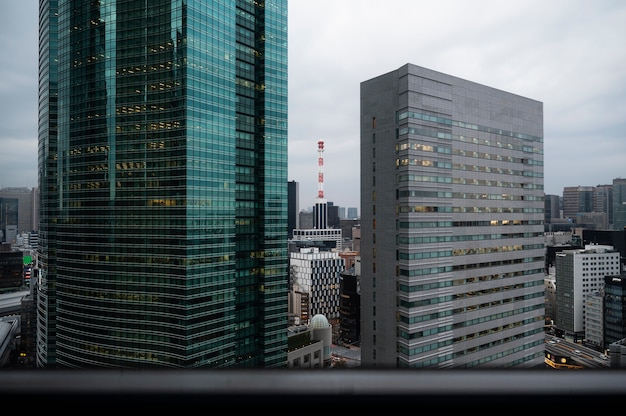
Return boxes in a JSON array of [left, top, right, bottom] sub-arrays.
[[1, 1, 625, 212]]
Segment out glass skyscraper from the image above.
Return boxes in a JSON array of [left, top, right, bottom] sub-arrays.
[[37, 0, 288, 368], [360, 64, 545, 368]]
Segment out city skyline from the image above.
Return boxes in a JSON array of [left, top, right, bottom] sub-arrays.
[[2, 1, 626, 210]]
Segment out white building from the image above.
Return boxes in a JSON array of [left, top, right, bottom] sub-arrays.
[[286, 314, 332, 368], [291, 228, 342, 251], [555, 245, 621, 340], [289, 247, 345, 322]]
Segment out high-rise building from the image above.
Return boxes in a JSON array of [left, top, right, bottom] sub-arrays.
[[595, 184, 613, 227], [37, 0, 288, 368], [0, 198, 18, 245], [613, 178, 626, 230], [0, 187, 38, 234], [604, 274, 626, 349], [563, 186, 595, 221], [360, 63, 545, 368], [544, 194, 561, 229]]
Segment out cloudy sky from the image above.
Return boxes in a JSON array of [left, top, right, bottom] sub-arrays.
[[1, 1, 625, 212]]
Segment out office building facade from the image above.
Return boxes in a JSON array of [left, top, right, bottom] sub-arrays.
[[0, 187, 38, 235], [595, 184, 613, 227], [288, 181, 299, 238], [37, 0, 288, 368], [544, 193, 560, 229], [555, 246, 620, 341], [360, 63, 545, 368], [613, 178, 626, 231], [0, 199, 18, 245], [604, 274, 626, 349], [562, 186, 595, 221], [289, 247, 345, 323]]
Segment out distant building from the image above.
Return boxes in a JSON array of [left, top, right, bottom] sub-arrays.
[[347, 207, 358, 220], [544, 194, 561, 229], [287, 314, 332, 368], [0, 187, 38, 235], [0, 199, 18, 245], [288, 181, 300, 238], [563, 186, 595, 221], [289, 247, 345, 323], [604, 274, 626, 350], [0, 243, 23, 292], [577, 212, 608, 230], [338, 252, 360, 345], [299, 210, 313, 230], [613, 178, 626, 230], [339, 218, 359, 243], [292, 228, 342, 251], [583, 229, 626, 270], [608, 338, 626, 368], [555, 245, 620, 341], [544, 270, 556, 325], [585, 291, 604, 351], [595, 184, 613, 226], [19, 285, 37, 367]]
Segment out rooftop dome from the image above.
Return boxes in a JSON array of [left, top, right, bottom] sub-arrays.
[[310, 314, 330, 329]]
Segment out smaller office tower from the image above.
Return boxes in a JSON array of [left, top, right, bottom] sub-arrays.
[[585, 291, 604, 350], [562, 186, 595, 221], [289, 247, 345, 322], [0, 243, 24, 291], [595, 184, 613, 226], [604, 274, 626, 348], [613, 178, 626, 230], [544, 194, 561, 229], [0, 199, 18, 245], [555, 245, 621, 341], [339, 251, 360, 345], [0, 188, 37, 234]]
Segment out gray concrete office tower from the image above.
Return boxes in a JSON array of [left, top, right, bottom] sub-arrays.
[[360, 64, 545, 368]]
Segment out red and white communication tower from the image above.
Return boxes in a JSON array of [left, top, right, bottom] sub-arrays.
[[314, 140, 328, 229], [317, 140, 326, 202]]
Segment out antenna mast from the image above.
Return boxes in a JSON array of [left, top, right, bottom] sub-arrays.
[[317, 140, 325, 201]]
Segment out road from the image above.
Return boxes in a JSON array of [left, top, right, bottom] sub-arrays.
[[545, 334, 610, 369]]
